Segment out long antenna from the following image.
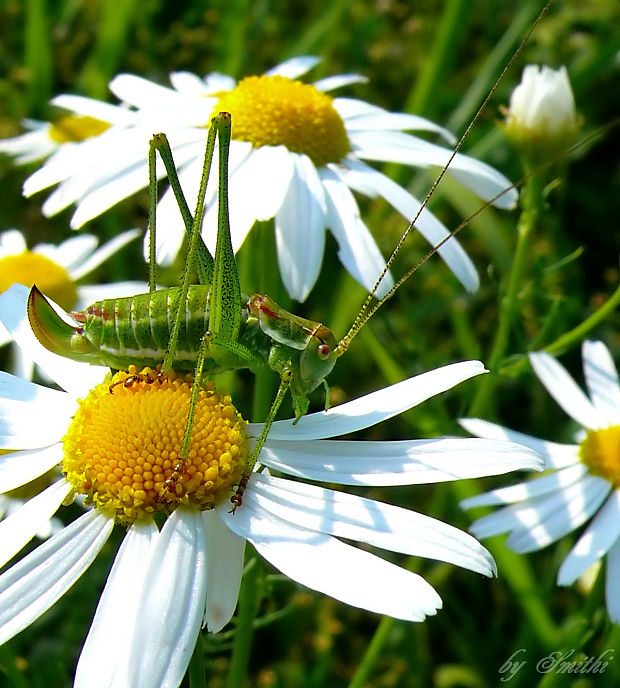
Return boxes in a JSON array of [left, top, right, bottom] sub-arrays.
[[335, 0, 553, 356]]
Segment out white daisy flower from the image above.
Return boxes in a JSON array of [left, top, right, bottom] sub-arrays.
[[0, 283, 541, 688], [0, 227, 145, 379], [505, 64, 577, 155], [8, 57, 518, 301], [461, 340, 620, 623], [0, 95, 135, 165]]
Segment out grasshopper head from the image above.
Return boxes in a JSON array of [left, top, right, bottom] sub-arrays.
[[248, 294, 339, 418], [27, 285, 99, 362]]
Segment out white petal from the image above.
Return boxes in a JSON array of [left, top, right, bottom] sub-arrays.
[[342, 108, 456, 144], [33, 233, 98, 271], [581, 340, 620, 424], [0, 229, 27, 257], [50, 94, 136, 125], [0, 126, 57, 165], [0, 444, 63, 490], [0, 509, 112, 645], [68, 228, 141, 280], [221, 499, 441, 621], [313, 74, 368, 92], [126, 508, 208, 688], [109, 73, 185, 108], [203, 510, 246, 632], [529, 351, 602, 429], [169, 70, 212, 95], [335, 158, 479, 292], [461, 463, 588, 509], [230, 145, 294, 222], [75, 520, 159, 688], [459, 417, 579, 469], [605, 538, 620, 623], [76, 281, 148, 308], [266, 56, 320, 79], [320, 167, 393, 298], [558, 489, 620, 586], [248, 473, 496, 576], [265, 360, 486, 441], [0, 284, 108, 396], [275, 153, 327, 301], [261, 436, 542, 486], [349, 129, 518, 208], [201, 72, 237, 94], [0, 478, 72, 569], [471, 475, 611, 552]]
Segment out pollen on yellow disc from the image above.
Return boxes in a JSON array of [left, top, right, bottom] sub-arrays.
[[579, 425, 620, 487], [0, 251, 78, 311], [49, 115, 111, 143], [214, 75, 350, 167], [62, 367, 250, 524]]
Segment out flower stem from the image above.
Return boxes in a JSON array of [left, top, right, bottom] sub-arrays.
[[346, 616, 395, 688], [225, 557, 263, 688], [469, 169, 544, 416]]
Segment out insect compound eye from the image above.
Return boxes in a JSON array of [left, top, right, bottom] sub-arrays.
[[317, 343, 331, 359]]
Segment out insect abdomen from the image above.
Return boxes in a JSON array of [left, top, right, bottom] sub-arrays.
[[81, 286, 212, 370]]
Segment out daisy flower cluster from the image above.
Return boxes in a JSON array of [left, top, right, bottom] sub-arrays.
[[0, 284, 542, 687], [0, 57, 518, 300], [461, 341, 620, 623]]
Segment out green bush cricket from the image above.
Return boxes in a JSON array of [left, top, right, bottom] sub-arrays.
[[25, 2, 552, 508]]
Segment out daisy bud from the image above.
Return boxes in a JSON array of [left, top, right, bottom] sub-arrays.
[[505, 65, 577, 161]]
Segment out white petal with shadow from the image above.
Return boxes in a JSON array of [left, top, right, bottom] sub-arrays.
[[0, 509, 112, 645]]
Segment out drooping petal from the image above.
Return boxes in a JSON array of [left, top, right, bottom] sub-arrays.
[[203, 510, 246, 632], [221, 498, 442, 621], [461, 463, 588, 509], [335, 158, 479, 292], [320, 167, 392, 297], [260, 436, 542, 486], [74, 520, 159, 688], [263, 360, 486, 441], [557, 489, 620, 585], [0, 478, 72, 569], [529, 351, 602, 430], [0, 509, 113, 645], [459, 418, 579, 469], [126, 508, 208, 688], [581, 340, 620, 425], [605, 538, 620, 623], [247, 473, 496, 576], [274, 153, 327, 301]]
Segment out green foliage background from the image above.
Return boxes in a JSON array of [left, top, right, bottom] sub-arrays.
[[0, 0, 619, 687]]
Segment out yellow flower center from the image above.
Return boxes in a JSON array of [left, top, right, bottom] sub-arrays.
[[0, 251, 78, 310], [214, 75, 350, 167], [62, 367, 249, 524], [49, 115, 110, 143], [579, 425, 620, 487]]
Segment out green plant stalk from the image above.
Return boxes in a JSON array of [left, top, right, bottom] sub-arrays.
[[469, 169, 544, 417], [347, 615, 396, 688], [225, 558, 263, 688]]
